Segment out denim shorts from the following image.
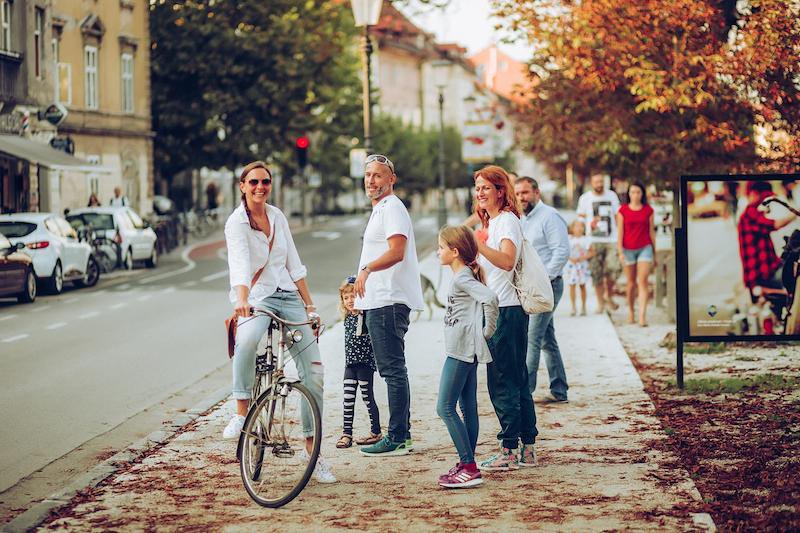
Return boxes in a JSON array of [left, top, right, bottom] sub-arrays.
[[622, 244, 654, 266]]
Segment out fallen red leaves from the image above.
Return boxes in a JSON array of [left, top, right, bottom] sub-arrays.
[[628, 350, 800, 530]]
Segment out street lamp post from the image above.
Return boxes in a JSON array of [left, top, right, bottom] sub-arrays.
[[351, 0, 382, 154], [432, 60, 451, 229]]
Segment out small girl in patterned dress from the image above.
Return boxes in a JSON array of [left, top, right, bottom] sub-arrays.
[[564, 219, 593, 316], [336, 276, 382, 448]]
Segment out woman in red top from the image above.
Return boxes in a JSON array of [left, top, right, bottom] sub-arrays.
[[616, 182, 656, 326]]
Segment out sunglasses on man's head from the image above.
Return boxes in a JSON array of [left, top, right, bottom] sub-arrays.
[[365, 154, 395, 173], [247, 178, 272, 186]]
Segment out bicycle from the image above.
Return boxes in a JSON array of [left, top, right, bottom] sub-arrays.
[[760, 196, 800, 334], [235, 307, 325, 508]]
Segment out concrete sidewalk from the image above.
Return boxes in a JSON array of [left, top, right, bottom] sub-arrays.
[[31, 260, 713, 531]]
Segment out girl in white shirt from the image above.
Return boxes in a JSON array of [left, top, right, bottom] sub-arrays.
[[472, 165, 538, 471], [222, 161, 335, 483]]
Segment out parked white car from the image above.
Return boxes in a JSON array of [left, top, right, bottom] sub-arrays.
[[0, 213, 99, 294], [66, 207, 158, 269]]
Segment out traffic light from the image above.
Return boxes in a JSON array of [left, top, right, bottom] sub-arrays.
[[295, 136, 309, 169]]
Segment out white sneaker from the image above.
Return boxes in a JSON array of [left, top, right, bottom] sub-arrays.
[[222, 414, 245, 439], [313, 456, 337, 484], [299, 450, 338, 483]]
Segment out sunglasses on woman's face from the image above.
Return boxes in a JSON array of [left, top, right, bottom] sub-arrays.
[[247, 178, 272, 186]]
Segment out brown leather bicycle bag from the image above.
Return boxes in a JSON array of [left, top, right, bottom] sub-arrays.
[[225, 224, 276, 358]]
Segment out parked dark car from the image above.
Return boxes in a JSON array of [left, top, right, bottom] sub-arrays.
[[0, 232, 36, 303]]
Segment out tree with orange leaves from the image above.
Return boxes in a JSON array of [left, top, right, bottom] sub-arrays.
[[494, 0, 800, 185]]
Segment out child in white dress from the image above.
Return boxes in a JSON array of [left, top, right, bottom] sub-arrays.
[[564, 219, 593, 316]]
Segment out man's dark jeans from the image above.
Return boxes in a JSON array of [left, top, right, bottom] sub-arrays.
[[365, 303, 411, 443]]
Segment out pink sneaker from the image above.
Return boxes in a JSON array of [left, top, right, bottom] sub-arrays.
[[438, 463, 484, 489], [438, 462, 461, 483]]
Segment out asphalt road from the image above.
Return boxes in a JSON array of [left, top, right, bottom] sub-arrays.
[[0, 212, 443, 515]]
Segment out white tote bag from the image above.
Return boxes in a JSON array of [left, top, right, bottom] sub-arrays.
[[512, 238, 554, 314]]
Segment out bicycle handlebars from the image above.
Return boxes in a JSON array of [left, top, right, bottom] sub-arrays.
[[762, 196, 800, 218], [249, 307, 321, 329]]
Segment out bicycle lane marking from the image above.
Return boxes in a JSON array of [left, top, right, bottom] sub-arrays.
[[137, 238, 225, 285]]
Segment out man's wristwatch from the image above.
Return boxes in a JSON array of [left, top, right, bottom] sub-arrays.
[[360, 265, 371, 274]]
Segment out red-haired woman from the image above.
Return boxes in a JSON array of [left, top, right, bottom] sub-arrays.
[[223, 161, 336, 483], [472, 165, 538, 471]]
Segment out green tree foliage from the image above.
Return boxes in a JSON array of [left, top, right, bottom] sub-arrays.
[[371, 114, 466, 195], [149, 0, 362, 181]]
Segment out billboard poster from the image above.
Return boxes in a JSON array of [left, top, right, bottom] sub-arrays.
[[681, 174, 800, 340]]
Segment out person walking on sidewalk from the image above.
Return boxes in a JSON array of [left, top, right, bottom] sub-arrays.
[[109, 186, 129, 207], [336, 276, 382, 449], [515, 177, 570, 403], [223, 160, 336, 483], [565, 219, 592, 316], [436, 225, 499, 488], [472, 165, 538, 471], [577, 173, 621, 313], [616, 181, 656, 327], [353, 154, 424, 457]]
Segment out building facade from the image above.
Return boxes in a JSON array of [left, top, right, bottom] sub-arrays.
[[51, 0, 153, 212]]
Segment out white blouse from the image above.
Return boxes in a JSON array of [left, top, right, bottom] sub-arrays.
[[224, 203, 307, 305]]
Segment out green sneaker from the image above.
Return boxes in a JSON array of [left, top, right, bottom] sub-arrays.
[[479, 447, 519, 471], [519, 443, 537, 467], [405, 438, 414, 451], [359, 436, 410, 457]]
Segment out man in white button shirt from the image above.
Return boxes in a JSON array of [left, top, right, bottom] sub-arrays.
[[353, 154, 424, 457]]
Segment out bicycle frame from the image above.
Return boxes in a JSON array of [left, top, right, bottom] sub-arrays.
[[239, 308, 321, 458]]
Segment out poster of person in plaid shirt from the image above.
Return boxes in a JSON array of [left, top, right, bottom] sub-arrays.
[[685, 176, 800, 339]]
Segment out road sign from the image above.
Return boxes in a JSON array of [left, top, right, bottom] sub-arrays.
[[462, 121, 494, 163], [350, 148, 367, 178], [41, 103, 68, 126]]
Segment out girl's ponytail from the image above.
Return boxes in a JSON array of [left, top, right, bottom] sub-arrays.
[[468, 258, 486, 285]]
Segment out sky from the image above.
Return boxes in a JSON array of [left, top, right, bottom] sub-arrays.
[[397, 0, 533, 62]]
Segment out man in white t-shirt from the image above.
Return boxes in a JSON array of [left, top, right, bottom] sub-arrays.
[[576, 173, 621, 313], [353, 154, 424, 457], [109, 186, 129, 207]]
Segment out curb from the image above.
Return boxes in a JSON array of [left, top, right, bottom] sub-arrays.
[[2, 386, 231, 533]]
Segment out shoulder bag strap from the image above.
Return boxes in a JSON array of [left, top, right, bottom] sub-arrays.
[[249, 214, 277, 288]]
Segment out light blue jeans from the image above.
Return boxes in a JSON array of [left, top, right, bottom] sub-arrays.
[[232, 290, 324, 437], [526, 277, 569, 400]]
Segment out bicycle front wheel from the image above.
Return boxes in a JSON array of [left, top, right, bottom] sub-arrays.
[[239, 382, 321, 508]]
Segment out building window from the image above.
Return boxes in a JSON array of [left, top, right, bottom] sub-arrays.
[[84, 45, 98, 110], [1, 1, 11, 52], [35, 8, 45, 78], [57, 63, 71, 105], [121, 53, 134, 114]]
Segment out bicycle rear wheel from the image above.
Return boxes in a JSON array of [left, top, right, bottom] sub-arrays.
[[239, 381, 321, 508]]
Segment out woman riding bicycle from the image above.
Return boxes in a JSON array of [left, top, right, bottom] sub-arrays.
[[223, 160, 336, 483]]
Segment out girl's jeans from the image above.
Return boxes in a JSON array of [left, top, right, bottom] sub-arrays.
[[436, 356, 479, 464], [232, 290, 324, 437]]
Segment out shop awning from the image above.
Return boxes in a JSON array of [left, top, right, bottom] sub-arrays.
[[0, 134, 110, 172]]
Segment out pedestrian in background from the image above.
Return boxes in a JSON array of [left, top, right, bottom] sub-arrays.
[[336, 276, 382, 449], [109, 186, 129, 207], [616, 181, 655, 327], [354, 153, 424, 457], [472, 165, 538, 471], [436, 225, 499, 489], [576, 172, 621, 313], [87, 193, 101, 207], [564, 219, 592, 316], [514, 176, 570, 403]]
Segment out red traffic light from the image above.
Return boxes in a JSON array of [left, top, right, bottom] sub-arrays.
[[296, 136, 309, 149]]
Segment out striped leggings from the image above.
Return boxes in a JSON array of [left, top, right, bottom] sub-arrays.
[[342, 364, 381, 436]]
